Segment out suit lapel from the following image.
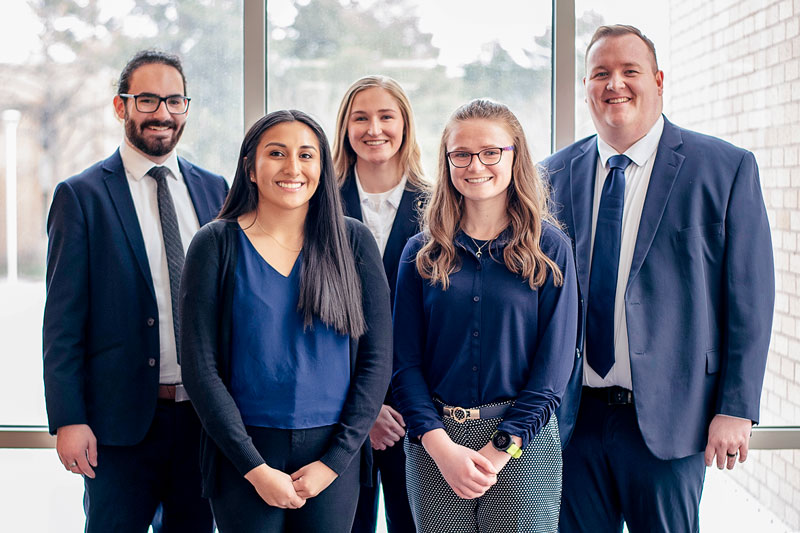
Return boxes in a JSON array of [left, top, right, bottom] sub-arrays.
[[340, 170, 363, 221], [179, 157, 214, 225], [102, 150, 156, 300], [383, 187, 423, 273], [570, 136, 599, 294], [627, 118, 684, 288]]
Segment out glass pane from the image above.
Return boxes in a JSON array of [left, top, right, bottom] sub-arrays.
[[574, 2, 799, 530], [0, 1, 243, 426], [267, 0, 553, 173], [0, 448, 85, 532]]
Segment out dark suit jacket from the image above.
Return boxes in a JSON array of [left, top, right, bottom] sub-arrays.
[[43, 149, 228, 446], [339, 168, 425, 306], [542, 116, 774, 460]]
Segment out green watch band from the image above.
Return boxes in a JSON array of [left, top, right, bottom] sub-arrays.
[[506, 442, 522, 459]]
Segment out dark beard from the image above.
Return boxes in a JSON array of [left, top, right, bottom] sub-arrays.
[[124, 115, 185, 158]]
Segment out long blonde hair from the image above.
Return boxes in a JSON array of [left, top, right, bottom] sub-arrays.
[[332, 75, 426, 190], [416, 98, 563, 290]]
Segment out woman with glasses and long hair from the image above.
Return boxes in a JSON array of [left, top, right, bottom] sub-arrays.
[[179, 109, 392, 532], [332, 75, 426, 533], [392, 99, 578, 532]]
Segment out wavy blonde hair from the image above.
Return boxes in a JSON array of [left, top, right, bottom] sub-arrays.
[[416, 98, 563, 290], [332, 75, 426, 190]]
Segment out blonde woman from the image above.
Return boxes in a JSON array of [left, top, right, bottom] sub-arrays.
[[333, 75, 426, 533], [392, 99, 578, 532]]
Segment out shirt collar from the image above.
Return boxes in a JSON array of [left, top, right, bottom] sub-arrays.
[[596, 114, 664, 169], [119, 137, 181, 182], [354, 167, 408, 209]]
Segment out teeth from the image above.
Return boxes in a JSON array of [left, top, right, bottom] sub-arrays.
[[277, 181, 302, 190], [465, 177, 492, 183], [607, 97, 630, 104], [365, 140, 387, 145], [148, 126, 169, 131]]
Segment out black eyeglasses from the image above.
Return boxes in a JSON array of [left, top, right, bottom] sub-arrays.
[[446, 146, 514, 168], [119, 93, 191, 114]]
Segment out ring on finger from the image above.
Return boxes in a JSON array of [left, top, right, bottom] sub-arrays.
[[726, 452, 738, 458], [68, 461, 78, 468]]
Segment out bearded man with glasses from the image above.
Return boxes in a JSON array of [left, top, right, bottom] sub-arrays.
[[43, 49, 228, 533]]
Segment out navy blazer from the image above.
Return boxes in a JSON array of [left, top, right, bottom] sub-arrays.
[[542, 116, 774, 460], [339, 169, 425, 305], [43, 149, 228, 446]]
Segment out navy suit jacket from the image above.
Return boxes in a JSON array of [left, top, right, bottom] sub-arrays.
[[542, 116, 774, 460], [340, 169, 425, 306], [43, 149, 228, 446]]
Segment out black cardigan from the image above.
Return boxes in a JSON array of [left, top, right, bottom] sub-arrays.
[[179, 217, 393, 497]]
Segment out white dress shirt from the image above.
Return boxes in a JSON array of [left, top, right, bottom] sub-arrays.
[[584, 116, 664, 390], [354, 169, 407, 256], [119, 139, 200, 385]]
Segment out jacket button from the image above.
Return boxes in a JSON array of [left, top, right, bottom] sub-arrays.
[[148, 358, 156, 367], [473, 330, 479, 337], [473, 296, 480, 302], [147, 318, 155, 326]]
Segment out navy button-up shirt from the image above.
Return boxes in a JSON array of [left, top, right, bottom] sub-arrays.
[[392, 223, 578, 447]]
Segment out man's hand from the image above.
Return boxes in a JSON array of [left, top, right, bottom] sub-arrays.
[[245, 464, 306, 509], [422, 428, 497, 499], [705, 414, 753, 470], [291, 461, 338, 499], [56, 424, 98, 478], [369, 404, 406, 451]]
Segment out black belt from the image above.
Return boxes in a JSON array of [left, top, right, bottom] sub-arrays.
[[437, 401, 511, 423], [583, 386, 633, 405]]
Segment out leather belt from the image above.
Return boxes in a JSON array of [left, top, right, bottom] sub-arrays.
[[158, 384, 190, 402], [584, 386, 633, 405], [438, 402, 510, 423]]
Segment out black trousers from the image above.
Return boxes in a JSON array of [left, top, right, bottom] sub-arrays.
[[83, 400, 213, 533], [559, 390, 706, 533], [211, 424, 361, 533], [351, 441, 415, 533]]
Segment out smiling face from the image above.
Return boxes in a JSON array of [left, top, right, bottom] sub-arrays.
[[250, 121, 321, 215], [584, 33, 664, 152], [446, 118, 514, 208], [113, 63, 187, 163], [347, 87, 405, 167]]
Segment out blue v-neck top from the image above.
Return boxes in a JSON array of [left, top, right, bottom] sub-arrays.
[[230, 230, 350, 429]]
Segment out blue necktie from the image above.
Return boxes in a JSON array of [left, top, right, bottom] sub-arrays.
[[586, 154, 631, 378]]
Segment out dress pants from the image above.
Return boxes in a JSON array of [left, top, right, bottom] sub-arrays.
[[559, 389, 706, 533], [351, 441, 415, 533], [405, 402, 562, 533], [83, 399, 213, 533], [210, 424, 361, 533]]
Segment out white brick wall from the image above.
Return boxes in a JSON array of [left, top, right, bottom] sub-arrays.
[[669, 0, 800, 528]]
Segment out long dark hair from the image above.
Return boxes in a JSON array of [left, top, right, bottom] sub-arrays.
[[218, 109, 366, 337]]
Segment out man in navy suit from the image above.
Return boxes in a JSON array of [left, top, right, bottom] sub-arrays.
[[43, 50, 228, 532], [542, 25, 774, 532]]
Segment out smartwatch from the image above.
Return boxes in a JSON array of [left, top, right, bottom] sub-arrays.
[[491, 430, 522, 459]]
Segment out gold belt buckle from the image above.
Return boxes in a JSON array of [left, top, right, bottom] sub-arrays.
[[447, 405, 478, 423]]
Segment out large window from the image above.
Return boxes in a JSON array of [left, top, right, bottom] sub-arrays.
[[0, 1, 243, 527], [267, 0, 553, 174]]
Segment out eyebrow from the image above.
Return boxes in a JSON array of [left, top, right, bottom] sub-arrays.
[[264, 141, 318, 151], [350, 108, 398, 115]]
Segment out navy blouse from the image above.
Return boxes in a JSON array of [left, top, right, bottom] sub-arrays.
[[392, 223, 578, 447], [230, 230, 351, 429]]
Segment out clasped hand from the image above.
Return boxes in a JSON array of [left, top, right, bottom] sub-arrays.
[[422, 428, 498, 499], [245, 460, 338, 509]]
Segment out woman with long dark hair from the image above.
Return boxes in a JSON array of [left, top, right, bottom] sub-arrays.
[[332, 75, 426, 533], [179, 109, 392, 532], [393, 99, 578, 532]]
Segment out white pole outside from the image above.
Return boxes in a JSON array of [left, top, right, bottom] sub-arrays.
[[3, 109, 21, 283]]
